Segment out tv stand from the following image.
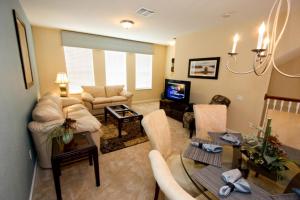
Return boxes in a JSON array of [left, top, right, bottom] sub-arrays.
[[159, 99, 192, 121]]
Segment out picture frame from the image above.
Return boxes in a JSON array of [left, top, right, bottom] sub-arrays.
[[188, 57, 220, 79], [13, 9, 34, 89], [171, 58, 175, 72]]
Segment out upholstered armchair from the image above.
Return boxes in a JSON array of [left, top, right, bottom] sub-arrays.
[[81, 85, 133, 115]]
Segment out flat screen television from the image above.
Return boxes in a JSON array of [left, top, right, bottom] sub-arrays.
[[164, 79, 191, 103]]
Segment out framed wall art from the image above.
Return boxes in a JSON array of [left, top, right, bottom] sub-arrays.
[[188, 57, 220, 79], [13, 9, 34, 89]]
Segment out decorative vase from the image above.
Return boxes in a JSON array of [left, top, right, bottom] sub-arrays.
[[62, 129, 73, 144]]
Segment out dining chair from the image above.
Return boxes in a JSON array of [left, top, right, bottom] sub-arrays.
[[193, 104, 233, 166], [149, 150, 207, 200], [193, 104, 227, 139], [142, 110, 200, 198]]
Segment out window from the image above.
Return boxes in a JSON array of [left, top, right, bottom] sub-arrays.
[[104, 50, 127, 88], [135, 53, 152, 90], [64, 46, 95, 93]]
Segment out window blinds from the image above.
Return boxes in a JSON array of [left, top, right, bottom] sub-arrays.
[[135, 54, 152, 90], [64, 47, 95, 93], [104, 50, 127, 88]]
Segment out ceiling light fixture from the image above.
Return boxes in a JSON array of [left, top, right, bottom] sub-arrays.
[[169, 38, 176, 46], [226, 0, 300, 78], [120, 20, 134, 29]]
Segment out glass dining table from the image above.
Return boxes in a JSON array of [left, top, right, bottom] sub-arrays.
[[180, 135, 300, 200]]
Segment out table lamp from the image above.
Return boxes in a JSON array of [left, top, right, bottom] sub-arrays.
[[55, 72, 69, 97]]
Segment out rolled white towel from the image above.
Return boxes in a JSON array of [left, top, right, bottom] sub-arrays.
[[191, 141, 223, 153], [221, 133, 241, 145], [219, 178, 251, 197], [221, 168, 242, 183]]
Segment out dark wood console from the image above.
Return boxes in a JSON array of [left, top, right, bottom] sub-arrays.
[[159, 99, 192, 121]]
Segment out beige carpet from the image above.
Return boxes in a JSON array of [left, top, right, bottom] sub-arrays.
[[32, 102, 191, 200]]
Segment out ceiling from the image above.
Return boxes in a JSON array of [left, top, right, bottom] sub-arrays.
[[20, 0, 276, 45]]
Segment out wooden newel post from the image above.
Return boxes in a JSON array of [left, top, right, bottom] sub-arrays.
[[261, 118, 272, 155]]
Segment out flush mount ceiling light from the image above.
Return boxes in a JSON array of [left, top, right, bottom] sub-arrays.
[[120, 20, 134, 29], [169, 38, 176, 46]]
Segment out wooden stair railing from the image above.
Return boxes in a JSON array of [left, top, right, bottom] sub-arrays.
[[260, 94, 300, 130]]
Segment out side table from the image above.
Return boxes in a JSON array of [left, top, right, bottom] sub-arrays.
[[51, 132, 100, 200]]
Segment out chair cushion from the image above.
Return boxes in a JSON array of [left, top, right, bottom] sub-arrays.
[[109, 96, 127, 102], [93, 97, 112, 104], [82, 86, 106, 98], [105, 85, 124, 97], [32, 99, 64, 122]]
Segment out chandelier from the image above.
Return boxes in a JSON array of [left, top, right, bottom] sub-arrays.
[[226, 0, 300, 78]]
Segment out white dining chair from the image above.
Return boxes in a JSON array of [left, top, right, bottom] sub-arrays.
[[142, 110, 200, 198], [193, 104, 233, 166], [149, 150, 208, 200], [193, 104, 227, 140]]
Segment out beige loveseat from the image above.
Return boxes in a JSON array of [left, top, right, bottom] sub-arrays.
[[81, 85, 133, 115], [28, 93, 102, 169]]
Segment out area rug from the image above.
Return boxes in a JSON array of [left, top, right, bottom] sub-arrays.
[[97, 115, 148, 154]]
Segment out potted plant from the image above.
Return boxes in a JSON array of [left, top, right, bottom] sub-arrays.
[[242, 118, 289, 181], [48, 117, 77, 149]]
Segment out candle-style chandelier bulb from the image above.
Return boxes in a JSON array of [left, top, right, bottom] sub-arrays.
[[226, 0, 300, 78]]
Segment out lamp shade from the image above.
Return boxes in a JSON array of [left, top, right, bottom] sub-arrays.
[[55, 72, 69, 84]]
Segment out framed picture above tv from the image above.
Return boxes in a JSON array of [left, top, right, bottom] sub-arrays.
[[188, 57, 220, 79], [13, 9, 34, 89]]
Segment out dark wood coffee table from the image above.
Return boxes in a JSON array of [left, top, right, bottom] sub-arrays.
[[104, 104, 144, 138], [51, 132, 100, 200]]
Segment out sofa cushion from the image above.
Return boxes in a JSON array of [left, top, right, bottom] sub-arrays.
[[66, 109, 101, 133], [93, 102, 113, 110], [105, 85, 124, 97], [67, 108, 91, 119], [40, 93, 62, 108], [82, 86, 106, 98], [28, 119, 64, 168], [32, 99, 64, 122], [93, 97, 112, 104], [61, 97, 82, 107], [109, 96, 127, 102], [74, 115, 101, 133], [63, 104, 86, 115]]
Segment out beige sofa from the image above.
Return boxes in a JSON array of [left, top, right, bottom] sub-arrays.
[[81, 85, 133, 115], [28, 93, 102, 169]]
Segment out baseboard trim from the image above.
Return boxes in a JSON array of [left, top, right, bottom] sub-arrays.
[[29, 161, 37, 200], [132, 99, 160, 104]]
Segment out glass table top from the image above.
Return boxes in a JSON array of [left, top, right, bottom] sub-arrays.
[[180, 140, 300, 199]]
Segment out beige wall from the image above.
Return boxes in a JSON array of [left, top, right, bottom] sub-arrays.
[[32, 27, 66, 95], [32, 26, 167, 102], [165, 45, 176, 78], [172, 19, 273, 134], [268, 56, 300, 99]]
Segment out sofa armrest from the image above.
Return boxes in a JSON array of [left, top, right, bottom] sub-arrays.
[[120, 90, 133, 99], [61, 97, 82, 107], [81, 92, 94, 103]]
